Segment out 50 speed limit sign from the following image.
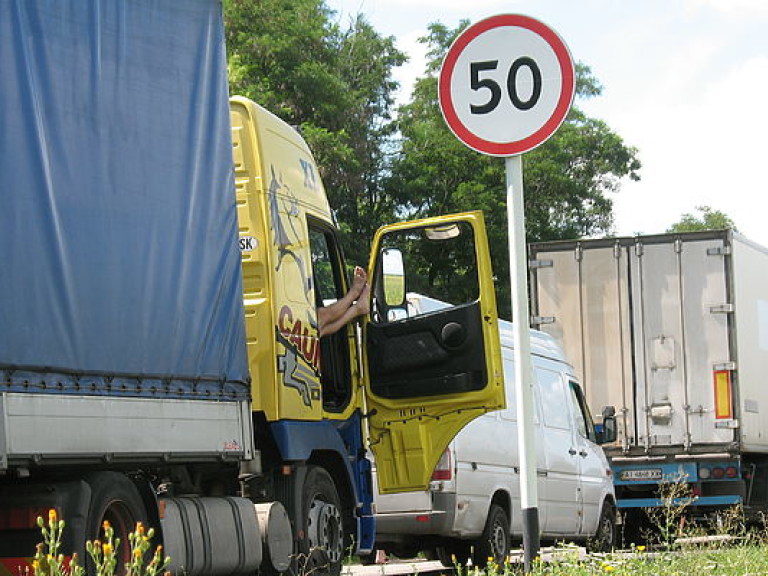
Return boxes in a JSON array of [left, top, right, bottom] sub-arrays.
[[439, 14, 575, 157]]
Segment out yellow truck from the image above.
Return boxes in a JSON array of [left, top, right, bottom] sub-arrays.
[[0, 3, 504, 575]]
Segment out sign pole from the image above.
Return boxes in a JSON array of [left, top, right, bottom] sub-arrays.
[[506, 155, 539, 571], [438, 14, 574, 572]]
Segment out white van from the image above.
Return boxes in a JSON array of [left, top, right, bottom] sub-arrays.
[[370, 294, 617, 566]]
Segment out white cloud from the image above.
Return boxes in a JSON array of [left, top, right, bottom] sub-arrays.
[[610, 55, 768, 240]]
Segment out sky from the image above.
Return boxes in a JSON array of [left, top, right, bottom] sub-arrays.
[[326, 0, 768, 247]]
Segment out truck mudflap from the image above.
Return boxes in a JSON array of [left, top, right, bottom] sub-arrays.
[[613, 459, 744, 509]]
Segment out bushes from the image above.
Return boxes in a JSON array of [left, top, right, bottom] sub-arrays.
[[32, 509, 169, 576]]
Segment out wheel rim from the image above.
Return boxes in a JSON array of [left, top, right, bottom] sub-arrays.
[[101, 500, 137, 567], [489, 518, 507, 562], [307, 497, 344, 563], [599, 511, 615, 548]]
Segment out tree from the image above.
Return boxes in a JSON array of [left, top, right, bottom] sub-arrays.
[[666, 206, 737, 233], [224, 0, 405, 266], [385, 22, 641, 318]]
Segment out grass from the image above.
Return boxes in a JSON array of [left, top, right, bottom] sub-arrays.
[[448, 478, 768, 576], [457, 542, 768, 575]]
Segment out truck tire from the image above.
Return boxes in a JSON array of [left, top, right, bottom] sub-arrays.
[[472, 503, 510, 567], [588, 502, 617, 552], [300, 466, 345, 576], [84, 472, 148, 572]]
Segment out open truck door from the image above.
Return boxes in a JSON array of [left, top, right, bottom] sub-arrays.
[[364, 211, 505, 493]]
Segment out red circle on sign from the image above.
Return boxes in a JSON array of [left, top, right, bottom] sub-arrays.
[[439, 14, 575, 156]]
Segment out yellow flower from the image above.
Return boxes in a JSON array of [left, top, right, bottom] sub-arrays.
[[48, 509, 57, 525], [103, 520, 111, 532], [136, 522, 145, 535], [602, 563, 615, 572], [103, 543, 113, 555], [636, 545, 646, 552]]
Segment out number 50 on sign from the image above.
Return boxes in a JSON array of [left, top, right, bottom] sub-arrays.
[[439, 14, 575, 157]]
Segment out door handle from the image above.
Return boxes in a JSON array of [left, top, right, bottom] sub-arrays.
[[568, 448, 577, 456], [579, 450, 589, 458]]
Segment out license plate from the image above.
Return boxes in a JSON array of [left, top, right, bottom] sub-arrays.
[[619, 468, 662, 481]]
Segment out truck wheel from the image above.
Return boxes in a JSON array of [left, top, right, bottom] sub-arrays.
[[588, 502, 617, 552], [472, 503, 510, 567], [301, 466, 345, 576], [85, 473, 148, 572]]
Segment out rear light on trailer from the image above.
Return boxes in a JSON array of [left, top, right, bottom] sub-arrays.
[[698, 463, 740, 481], [714, 369, 734, 419], [431, 447, 452, 481]]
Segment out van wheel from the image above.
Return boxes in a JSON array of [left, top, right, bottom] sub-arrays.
[[472, 503, 510, 567], [85, 473, 148, 575], [589, 502, 617, 552]]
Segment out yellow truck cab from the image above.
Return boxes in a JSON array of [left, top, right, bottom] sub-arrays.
[[231, 96, 505, 570]]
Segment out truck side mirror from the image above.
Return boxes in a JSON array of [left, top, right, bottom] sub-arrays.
[[372, 247, 407, 322], [381, 248, 405, 308], [598, 405, 617, 444]]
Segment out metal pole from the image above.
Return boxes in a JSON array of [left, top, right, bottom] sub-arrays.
[[505, 154, 539, 572]]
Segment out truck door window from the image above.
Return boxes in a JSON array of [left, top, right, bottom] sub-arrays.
[[372, 221, 479, 320], [367, 221, 488, 399], [308, 224, 352, 412]]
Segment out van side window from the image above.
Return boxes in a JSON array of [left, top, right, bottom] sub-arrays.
[[308, 223, 352, 412], [568, 381, 597, 443], [537, 368, 570, 430]]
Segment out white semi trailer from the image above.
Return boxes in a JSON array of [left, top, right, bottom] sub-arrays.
[[530, 230, 768, 523]]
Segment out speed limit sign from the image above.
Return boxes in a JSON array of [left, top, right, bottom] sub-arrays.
[[439, 14, 575, 156]]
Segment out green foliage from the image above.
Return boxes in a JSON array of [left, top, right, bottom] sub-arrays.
[[33, 510, 82, 576], [667, 205, 737, 233], [642, 475, 697, 549], [223, 5, 642, 316], [224, 0, 406, 266], [444, 540, 768, 575], [386, 22, 641, 318], [32, 512, 169, 576]]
